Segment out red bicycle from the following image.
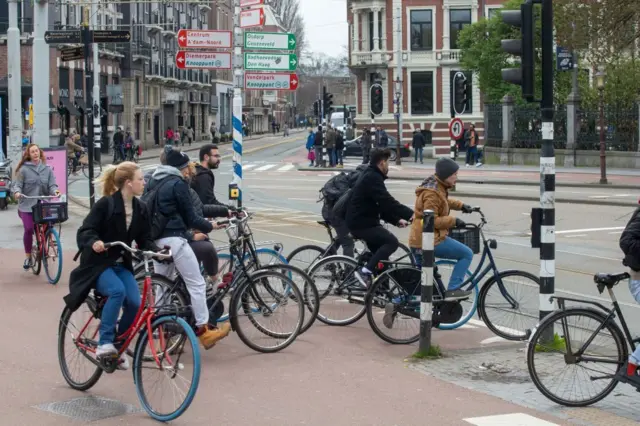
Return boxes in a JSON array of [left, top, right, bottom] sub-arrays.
[[22, 195, 66, 285], [58, 241, 202, 421]]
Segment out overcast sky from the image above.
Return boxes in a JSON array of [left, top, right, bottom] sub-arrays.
[[299, 0, 348, 57]]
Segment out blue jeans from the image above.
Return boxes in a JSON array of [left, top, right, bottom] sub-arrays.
[[410, 237, 473, 290], [629, 277, 640, 363], [414, 147, 423, 163], [327, 148, 335, 166], [334, 149, 343, 165], [96, 265, 141, 346], [466, 146, 478, 165]]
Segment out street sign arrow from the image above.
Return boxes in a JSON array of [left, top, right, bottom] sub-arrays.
[[243, 53, 298, 71], [175, 51, 232, 69], [61, 46, 84, 61], [244, 31, 296, 50], [244, 72, 299, 91], [176, 29, 232, 49], [44, 30, 81, 44], [240, 8, 265, 28], [240, 0, 263, 6], [92, 30, 131, 43]]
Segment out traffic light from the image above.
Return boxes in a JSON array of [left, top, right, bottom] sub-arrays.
[[323, 87, 334, 114], [370, 84, 383, 116], [313, 100, 319, 116], [453, 72, 470, 114], [501, 0, 534, 102]]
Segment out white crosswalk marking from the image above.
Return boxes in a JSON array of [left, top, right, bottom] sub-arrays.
[[243, 164, 258, 170], [254, 164, 276, 171], [277, 164, 295, 171], [464, 413, 558, 425]]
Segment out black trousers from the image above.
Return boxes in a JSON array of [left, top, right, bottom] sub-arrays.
[[350, 225, 399, 272], [189, 240, 218, 276], [322, 204, 354, 258]]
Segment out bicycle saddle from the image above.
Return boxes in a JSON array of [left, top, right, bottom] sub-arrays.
[[593, 272, 630, 288], [316, 220, 331, 229]]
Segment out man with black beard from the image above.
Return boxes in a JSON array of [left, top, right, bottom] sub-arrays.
[[191, 144, 230, 217]]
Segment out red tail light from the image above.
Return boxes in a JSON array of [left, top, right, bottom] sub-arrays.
[[377, 262, 384, 270], [0, 181, 5, 186]]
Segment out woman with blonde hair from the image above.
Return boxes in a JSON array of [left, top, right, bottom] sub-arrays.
[[63, 161, 158, 369], [12, 143, 60, 270]]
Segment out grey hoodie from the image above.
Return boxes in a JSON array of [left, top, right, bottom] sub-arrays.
[[13, 161, 59, 212]]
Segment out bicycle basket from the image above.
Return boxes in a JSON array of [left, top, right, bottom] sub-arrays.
[[32, 201, 68, 224], [449, 226, 481, 254]]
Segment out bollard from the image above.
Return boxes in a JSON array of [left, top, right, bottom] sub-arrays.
[[418, 210, 434, 354]]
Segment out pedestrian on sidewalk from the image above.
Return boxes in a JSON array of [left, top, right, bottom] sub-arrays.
[[335, 130, 345, 167], [64, 161, 156, 369], [314, 125, 324, 167], [361, 129, 373, 164], [412, 128, 425, 164], [375, 126, 388, 148], [325, 125, 336, 167], [272, 120, 277, 135], [187, 126, 194, 146], [283, 124, 289, 137], [210, 122, 217, 141], [12, 143, 61, 270], [464, 124, 482, 167], [174, 129, 181, 147], [112, 127, 125, 164], [306, 128, 315, 166], [620, 205, 640, 377]]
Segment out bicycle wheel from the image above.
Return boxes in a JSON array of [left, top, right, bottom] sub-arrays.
[[82, 161, 102, 179], [365, 266, 422, 344], [133, 315, 201, 422], [478, 270, 540, 341], [58, 297, 103, 391], [306, 255, 366, 326], [527, 308, 627, 407], [395, 242, 417, 266], [260, 263, 320, 334], [434, 260, 476, 330], [30, 237, 41, 276], [43, 227, 63, 285], [230, 270, 304, 353], [286, 244, 325, 273]]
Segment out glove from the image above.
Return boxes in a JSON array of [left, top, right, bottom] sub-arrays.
[[455, 218, 466, 228], [461, 204, 473, 214]]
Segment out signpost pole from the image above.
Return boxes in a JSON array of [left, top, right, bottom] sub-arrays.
[[6, 0, 22, 167], [33, 0, 50, 148], [232, 0, 244, 208], [91, 1, 102, 163], [81, 14, 95, 207]]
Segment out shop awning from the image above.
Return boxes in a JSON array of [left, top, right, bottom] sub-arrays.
[[74, 98, 86, 111], [60, 97, 81, 116]]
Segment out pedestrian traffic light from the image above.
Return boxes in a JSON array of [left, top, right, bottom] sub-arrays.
[[501, 0, 534, 102], [453, 72, 470, 114], [313, 100, 319, 116], [370, 84, 383, 116], [323, 89, 334, 114]]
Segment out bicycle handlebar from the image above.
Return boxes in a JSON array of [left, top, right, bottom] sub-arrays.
[[19, 195, 60, 199], [103, 241, 172, 261]]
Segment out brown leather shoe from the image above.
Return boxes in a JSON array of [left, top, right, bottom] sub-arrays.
[[198, 323, 231, 350]]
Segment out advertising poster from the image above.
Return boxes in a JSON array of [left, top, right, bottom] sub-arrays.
[[42, 147, 67, 198]]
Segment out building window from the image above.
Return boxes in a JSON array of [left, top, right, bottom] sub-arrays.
[[368, 10, 382, 51], [410, 71, 434, 115], [450, 9, 471, 49], [450, 70, 473, 115], [487, 8, 501, 20], [410, 10, 433, 51], [135, 77, 140, 104]]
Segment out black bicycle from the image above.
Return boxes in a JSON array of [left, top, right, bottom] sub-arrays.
[[527, 272, 640, 407]]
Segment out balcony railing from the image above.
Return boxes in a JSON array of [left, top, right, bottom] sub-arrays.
[[0, 18, 34, 34]]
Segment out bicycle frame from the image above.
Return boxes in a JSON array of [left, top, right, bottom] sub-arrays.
[[551, 294, 637, 363]]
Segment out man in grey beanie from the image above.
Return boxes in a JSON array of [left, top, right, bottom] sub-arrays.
[[407, 157, 475, 301]]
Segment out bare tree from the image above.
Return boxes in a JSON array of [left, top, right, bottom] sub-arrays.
[[267, 0, 306, 56]]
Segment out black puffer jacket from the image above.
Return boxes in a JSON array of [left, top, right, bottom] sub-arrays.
[[620, 206, 640, 271]]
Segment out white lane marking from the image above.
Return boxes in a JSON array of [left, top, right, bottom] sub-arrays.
[[564, 234, 587, 238], [387, 180, 408, 184], [243, 164, 258, 170], [498, 240, 621, 261], [254, 164, 276, 171], [288, 198, 317, 201], [480, 336, 508, 345], [588, 195, 610, 199], [555, 226, 624, 234], [464, 413, 559, 425], [609, 231, 623, 235], [277, 164, 295, 171]]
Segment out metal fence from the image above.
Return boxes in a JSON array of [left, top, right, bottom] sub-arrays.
[[511, 104, 567, 149], [577, 106, 638, 151], [0, 18, 33, 34], [484, 104, 502, 147]]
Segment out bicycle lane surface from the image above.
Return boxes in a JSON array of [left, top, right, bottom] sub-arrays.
[[0, 221, 571, 425]]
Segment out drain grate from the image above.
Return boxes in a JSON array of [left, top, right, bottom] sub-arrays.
[[34, 396, 141, 421]]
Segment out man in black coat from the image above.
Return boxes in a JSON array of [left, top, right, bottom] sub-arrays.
[[314, 126, 324, 167], [191, 143, 229, 217], [346, 148, 414, 286], [412, 128, 426, 164], [620, 205, 640, 374]]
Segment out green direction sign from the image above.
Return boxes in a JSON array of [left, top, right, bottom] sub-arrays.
[[244, 53, 297, 71], [244, 32, 296, 50]]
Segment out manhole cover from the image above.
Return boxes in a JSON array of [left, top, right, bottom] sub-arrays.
[[34, 396, 141, 421]]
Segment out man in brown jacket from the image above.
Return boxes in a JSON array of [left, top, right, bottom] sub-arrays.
[[408, 157, 473, 300]]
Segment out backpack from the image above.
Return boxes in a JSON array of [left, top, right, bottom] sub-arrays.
[[331, 168, 367, 221], [140, 176, 178, 240], [319, 172, 351, 206]]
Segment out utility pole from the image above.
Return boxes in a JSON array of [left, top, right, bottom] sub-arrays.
[[33, 0, 50, 147], [395, 6, 402, 165], [82, 8, 96, 207], [231, 0, 243, 208], [91, 1, 102, 162], [6, 0, 22, 166]]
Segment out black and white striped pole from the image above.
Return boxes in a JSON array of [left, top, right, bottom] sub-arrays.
[[419, 210, 434, 353], [538, 0, 555, 339]]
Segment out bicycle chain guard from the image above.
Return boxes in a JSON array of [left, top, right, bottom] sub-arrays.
[[432, 301, 463, 326]]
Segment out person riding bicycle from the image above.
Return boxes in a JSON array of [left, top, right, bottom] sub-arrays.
[[12, 143, 60, 270], [65, 134, 84, 175], [191, 144, 230, 216], [146, 148, 230, 349], [619, 203, 640, 379], [346, 148, 414, 287], [408, 157, 473, 300], [64, 161, 157, 369], [123, 130, 134, 160]]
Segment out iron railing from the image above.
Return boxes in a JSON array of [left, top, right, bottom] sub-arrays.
[[484, 104, 502, 147], [577, 106, 638, 151], [511, 104, 567, 149]]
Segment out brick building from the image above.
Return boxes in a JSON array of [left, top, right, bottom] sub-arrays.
[[347, 0, 504, 155]]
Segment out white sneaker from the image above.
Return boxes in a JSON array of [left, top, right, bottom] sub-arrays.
[[96, 343, 117, 357], [117, 355, 130, 370], [475, 162, 483, 167], [465, 164, 470, 167]]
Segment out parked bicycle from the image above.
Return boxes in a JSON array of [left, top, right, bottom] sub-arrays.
[[527, 272, 640, 407], [22, 195, 66, 284], [58, 242, 202, 421]]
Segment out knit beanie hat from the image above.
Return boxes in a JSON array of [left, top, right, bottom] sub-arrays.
[[435, 157, 459, 180], [166, 149, 190, 170]]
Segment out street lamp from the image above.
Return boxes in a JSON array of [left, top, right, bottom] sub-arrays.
[[394, 77, 402, 165], [596, 67, 607, 184]]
